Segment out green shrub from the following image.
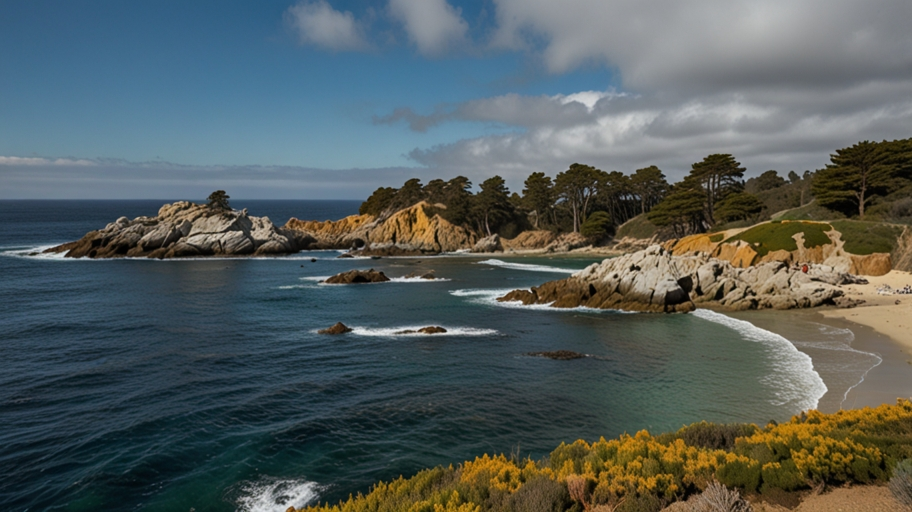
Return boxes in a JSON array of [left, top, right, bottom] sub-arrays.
[[830, 220, 904, 255], [716, 459, 761, 493], [677, 422, 759, 451], [889, 459, 912, 508], [505, 476, 571, 512], [760, 460, 804, 492]]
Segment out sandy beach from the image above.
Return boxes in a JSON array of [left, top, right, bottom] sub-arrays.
[[819, 270, 912, 351]]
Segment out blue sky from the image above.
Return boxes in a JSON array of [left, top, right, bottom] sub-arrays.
[[2, 0, 911, 199]]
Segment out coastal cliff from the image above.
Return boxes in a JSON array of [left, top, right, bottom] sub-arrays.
[[284, 201, 477, 253], [498, 245, 862, 312], [44, 201, 312, 258]]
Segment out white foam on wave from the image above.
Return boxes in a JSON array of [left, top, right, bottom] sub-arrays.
[[0, 245, 69, 260], [347, 325, 499, 337], [236, 477, 319, 512], [388, 276, 452, 283], [476, 259, 577, 274], [277, 284, 314, 290], [449, 288, 625, 313], [299, 276, 332, 282], [692, 309, 828, 412]]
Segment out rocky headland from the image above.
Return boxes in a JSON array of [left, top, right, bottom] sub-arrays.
[[498, 245, 865, 313], [45, 201, 312, 259]]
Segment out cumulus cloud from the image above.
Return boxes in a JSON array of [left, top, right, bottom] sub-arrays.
[[286, 0, 369, 51], [388, 0, 469, 56], [402, 80, 912, 185], [366, 0, 912, 188], [490, 0, 912, 90]]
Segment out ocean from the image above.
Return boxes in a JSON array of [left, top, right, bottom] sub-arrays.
[[0, 200, 884, 511]]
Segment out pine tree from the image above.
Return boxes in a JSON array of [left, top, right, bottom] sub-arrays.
[[206, 190, 231, 211], [521, 172, 555, 229], [812, 140, 905, 219]]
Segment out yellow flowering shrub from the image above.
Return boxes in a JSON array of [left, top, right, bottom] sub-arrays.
[[297, 400, 912, 512]]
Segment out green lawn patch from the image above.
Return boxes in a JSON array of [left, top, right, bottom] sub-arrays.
[[723, 221, 833, 257], [831, 220, 904, 255], [615, 213, 658, 239]]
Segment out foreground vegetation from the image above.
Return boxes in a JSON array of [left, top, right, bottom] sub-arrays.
[[297, 400, 912, 512]]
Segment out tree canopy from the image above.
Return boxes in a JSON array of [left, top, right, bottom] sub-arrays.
[[206, 190, 230, 211]]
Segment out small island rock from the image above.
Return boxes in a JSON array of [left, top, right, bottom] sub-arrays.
[[323, 269, 390, 284], [318, 322, 353, 334], [395, 326, 448, 334]]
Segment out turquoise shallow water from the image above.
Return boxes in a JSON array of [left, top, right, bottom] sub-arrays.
[[0, 201, 862, 511]]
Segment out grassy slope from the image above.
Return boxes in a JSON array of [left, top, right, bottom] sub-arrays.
[[830, 220, 905, 255], [615, 214, 659, 240], [722, 221, 833, 257]]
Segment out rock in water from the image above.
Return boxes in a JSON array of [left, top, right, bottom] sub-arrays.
[[323, 269, 390, 284], [403, 270, 437, 280], [394, 326, 447, 334], [318, 322, 353, 334], [43, 201, 312, 259], [527, 350, 586, 360], [498, 245, 854, 313]]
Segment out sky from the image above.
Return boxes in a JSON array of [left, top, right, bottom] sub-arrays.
[[2, 0, 911, 199]]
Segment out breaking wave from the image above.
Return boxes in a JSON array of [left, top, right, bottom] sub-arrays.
[[476, 259, 577, 274], [236, 477, 319, 512], [692, 309, 828, 412]]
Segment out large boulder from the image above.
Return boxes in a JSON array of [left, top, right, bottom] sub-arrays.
[[497, 245, 853, 313], [472, 234, 503, 253], [43, 201, 311, 259]]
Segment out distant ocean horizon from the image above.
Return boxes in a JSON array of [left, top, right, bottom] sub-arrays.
[[0, 200, 884, 512]]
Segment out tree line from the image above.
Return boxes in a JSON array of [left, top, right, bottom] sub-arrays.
[[359, 137, 912, 240]]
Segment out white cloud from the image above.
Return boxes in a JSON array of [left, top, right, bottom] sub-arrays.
[[404, 81, 912, 186], [490, 0, 912, 90], [286, 1, 368, 51], [0, 156, 95, 166], [388, 0, 468, 57]]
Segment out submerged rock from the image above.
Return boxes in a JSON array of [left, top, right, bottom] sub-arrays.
[[527, 350, 586, 360], [323, 269, 390, 284], [318, 322, 353, 334], [498, 245, 855, 313]]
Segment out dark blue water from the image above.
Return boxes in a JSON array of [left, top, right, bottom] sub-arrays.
[[0, 201, 828, 512]]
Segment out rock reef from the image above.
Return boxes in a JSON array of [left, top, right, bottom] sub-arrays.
[[45, 201, 311, 259], [498, 245, 864, 313], [322, 269, 390, 284]]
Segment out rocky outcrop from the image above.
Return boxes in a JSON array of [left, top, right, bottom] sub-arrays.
[[545, 232, 590, 253], [892, 227, 912, 273], [502, 230, 558, 251], [395, 326, 447, 334], [403, 270, 437, 280], [322, 269, 390, 284], [666, 222, 893, 276], [44, 201, 311, 259], [497, 245, 857, 313], [473, 234, 503, 253], [318, 322, 353, 334], [284, 202, 476, 253]]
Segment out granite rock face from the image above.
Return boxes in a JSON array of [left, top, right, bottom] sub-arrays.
[[284, 202, 476, 253], [472, 234, 503, 253], [44, 201, 312, 259], [498, 245, 858, 313]]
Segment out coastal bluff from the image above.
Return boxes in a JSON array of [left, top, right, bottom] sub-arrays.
[[44, 201, 313, 258], [283, 201, 476, 254], [498, 245, 865, 312]]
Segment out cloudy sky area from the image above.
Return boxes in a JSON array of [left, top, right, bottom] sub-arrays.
[[2, 0, 911, 199]]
